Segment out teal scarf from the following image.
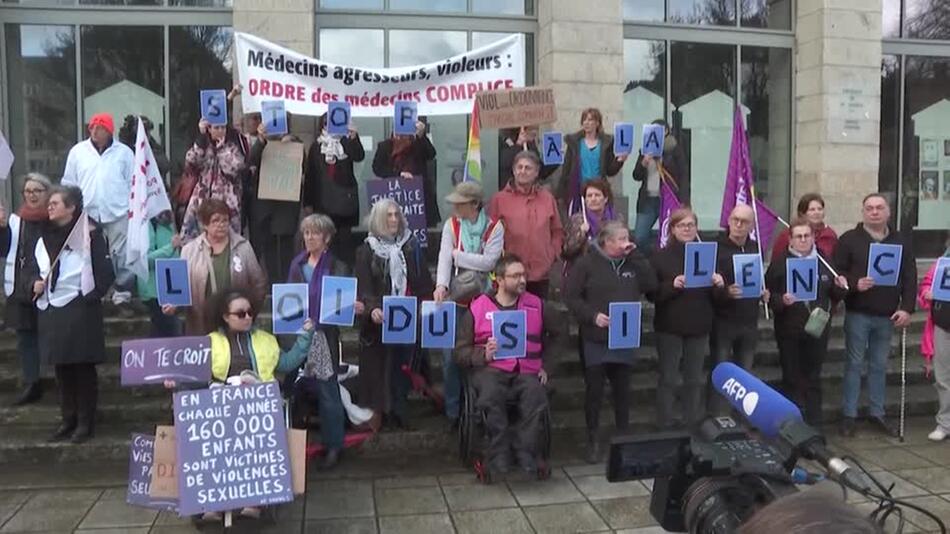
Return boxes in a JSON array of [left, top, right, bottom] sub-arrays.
[[459, 209, 489, 253]]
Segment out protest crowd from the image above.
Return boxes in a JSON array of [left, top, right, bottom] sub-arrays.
[[0, 78, 947, 525]]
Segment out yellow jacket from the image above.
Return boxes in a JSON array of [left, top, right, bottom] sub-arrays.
[[209, 328, 312, 382]]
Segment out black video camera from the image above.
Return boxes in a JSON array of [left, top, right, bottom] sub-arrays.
[[607, 416, 800, 533]]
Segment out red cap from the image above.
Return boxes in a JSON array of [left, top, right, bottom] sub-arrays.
[[88, 113, 115, 135]]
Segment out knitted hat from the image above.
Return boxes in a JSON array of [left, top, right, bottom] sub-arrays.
[[88, 113, 115, 135]]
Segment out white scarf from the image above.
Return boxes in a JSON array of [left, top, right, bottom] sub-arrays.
[[318, 129, 348, 164], [366, 230, 412, 296]]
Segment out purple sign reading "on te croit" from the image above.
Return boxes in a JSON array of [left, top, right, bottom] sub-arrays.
[[172, 382, 293, 516], [126, 433, 177, 510], [120, 336, 212, 386], [366, 176, 428, 247]]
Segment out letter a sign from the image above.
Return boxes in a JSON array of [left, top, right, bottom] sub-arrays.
[[383, 296, 418, 344]]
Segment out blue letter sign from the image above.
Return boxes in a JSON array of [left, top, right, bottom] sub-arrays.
[[684, 242, 718, 288], [319, 276, 357, 327], [272, 283, 309, 334], [327, 101, 351, 136], [542, 131, 564, 166], [155, 258, 191, 307], [867, 243, 903, 287], [199, 89, 228, 126], [382, 296, 418, 344], [932, 257, 950, 303], [786, 257, 818, 302], [492, 310, 527, 359], [393, 101, 418, 136], [260, 100, 288, 136], [732, 253, 763, 299], [641, 124, 665, 157], [420, 301, 456, 349], [614, 123, 634, 156], [608, 302, 641, 350]]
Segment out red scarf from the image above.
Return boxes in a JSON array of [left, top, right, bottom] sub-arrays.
[[17, 204, 49, 222]]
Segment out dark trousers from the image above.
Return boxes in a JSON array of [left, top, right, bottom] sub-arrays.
[[358, 343, 413, 420], [258, 234, 295, 287], [709, 320, 758, 414], [330, 224, 356, 265], [777, 330, 828, 426], [387, 345, 413, 419], [526, 280, 550, 300], [584, 363, 631, 435], [309, 376, 346, 450], [655, 333, 708, 428], [146, 299, 182, 338], [54, 363, 98, 428], [17, 329, 41, 386], [471, 368, 547, 472]]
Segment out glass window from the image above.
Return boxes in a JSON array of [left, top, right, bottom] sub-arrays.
[[1, 0, 74, 4], [473, 32, 523, 198], [79, 0, 159, 4], [4, 24, 77, 207], [622, 39, 667, 223], [319, 0, 382, 9], [671, 41, 735, 229], [169, 26, 233, 182], [883, 0, 901, 38], [902, 55, 950, 251], [741, 46, 791, 220], [473, 0, 529, 15], [669, 0, 735, 25], [169, 0, 233, 5], [879, 55, 901, 213], [904, 0, 950, 40], [623, 0, 664, 22], [390, 0, 465, 12], [741, 0, 791, 30]]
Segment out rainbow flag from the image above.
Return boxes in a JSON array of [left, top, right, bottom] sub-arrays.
[[463, 101, 481, 183]]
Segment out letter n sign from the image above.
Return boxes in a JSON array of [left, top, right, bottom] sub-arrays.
[[383, 296, 418, 344], [155, 258, 191, 307], [608, 302, 641, 349]]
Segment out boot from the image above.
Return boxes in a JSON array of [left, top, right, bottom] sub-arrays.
[[71, 420, 94, 444], [11, 382, 42, 407], [48, 419, 77, 442], [585, 434, 601, 464], [319, 449, 341, 470]]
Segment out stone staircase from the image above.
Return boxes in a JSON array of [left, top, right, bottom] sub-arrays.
[[0, 295, 932, 465]]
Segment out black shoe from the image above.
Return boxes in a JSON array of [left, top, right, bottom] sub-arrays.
[[869, 416, 899, 438], [445, 417, 459, 434], [70, 424, 94, 444], [48, 421, 77, 442], [584, 439, 601, 464], [391, 414, 413, 431], [11, 383, 42, 407], [319, 449, 341, 470], [839, 417, 857, 438]]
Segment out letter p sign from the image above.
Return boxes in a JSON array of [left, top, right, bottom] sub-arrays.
[[394, 101, 418, 136]]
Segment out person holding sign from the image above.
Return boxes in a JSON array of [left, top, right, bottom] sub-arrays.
[[135, 210, 183, 338], [557, 108, 627, 214], [833, 193, 917, 438], [0, 173, 51, 406], [25, 185, 115, 444], [499, 126, 559, 190], [917, 239, 950, 441], [562, 179, 623, 267], [489, 150, 563, 298], [372, 116, 440, 227], [565, 221, 657, 463], [648, 207, 724, 429], [170, 199, 267, 336], [770, 193, 838, 263], [709, 205, 769, 414], [434, 181, 505, 427], [355, 199, 434, 430], [765, 218, 848, 426], [286, 214, 364, 468], [304, 112, 366, 264], [179, 114, 247, 241], [631, 120, 688, 254], [455, 255, 556, 480]]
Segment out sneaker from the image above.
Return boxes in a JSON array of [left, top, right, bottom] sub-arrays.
[[928, 428, 948, 442], [869, 416, 899, 438], [111, 290, 132, 306], [839, 417, 856, 438]]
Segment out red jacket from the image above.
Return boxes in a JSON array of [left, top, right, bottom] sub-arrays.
[[770, 223, 838, 263], [488, 183, 563, 282]]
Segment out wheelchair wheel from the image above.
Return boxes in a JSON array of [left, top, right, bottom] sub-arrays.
[[539, 406, 552, 461], [458, 380, 478, 464]]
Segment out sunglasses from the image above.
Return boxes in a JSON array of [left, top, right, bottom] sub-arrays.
[[228, 309, 254, 319]]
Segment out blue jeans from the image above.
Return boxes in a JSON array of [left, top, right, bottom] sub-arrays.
[[17, 329, 40, 385], [313, 376, 345, 450], [442, 349, 461, 419], [633, 196, 660, 254], [842, 311, 894, 418]]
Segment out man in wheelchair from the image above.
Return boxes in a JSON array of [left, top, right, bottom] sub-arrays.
[[455, 255, 556, 481]]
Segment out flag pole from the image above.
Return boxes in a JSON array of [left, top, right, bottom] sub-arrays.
[[748, 185, 770, 320], [773, 214, 845, 287]]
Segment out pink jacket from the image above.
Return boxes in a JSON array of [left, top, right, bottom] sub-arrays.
[[919, 263, 937, 361]]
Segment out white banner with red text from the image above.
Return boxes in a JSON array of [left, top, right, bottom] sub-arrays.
[[234, 32, 525, 118]]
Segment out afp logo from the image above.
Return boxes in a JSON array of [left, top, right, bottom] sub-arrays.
[[721, 378, 759, 416]]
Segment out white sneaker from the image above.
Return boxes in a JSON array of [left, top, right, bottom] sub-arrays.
[[928, 428, 947, 442], [111, 290, 132, 305]]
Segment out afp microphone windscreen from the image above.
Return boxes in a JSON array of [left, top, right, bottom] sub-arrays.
[[711, 362, 803, 438]]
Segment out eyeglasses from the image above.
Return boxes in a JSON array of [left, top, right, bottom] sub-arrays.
[[674, 222, 696, 230], [228, 310, 254, 319], [504, 272, 527, 280], [791, 234, 812, 241], [208, 217, 230, 227], [729, 218, 753, 226], [24, 188, 47, 195]]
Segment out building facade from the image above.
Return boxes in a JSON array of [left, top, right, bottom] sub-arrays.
[[0, 0, 947, 256]]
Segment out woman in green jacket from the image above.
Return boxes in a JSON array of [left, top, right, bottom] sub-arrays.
[[137, 210, 181, 337]]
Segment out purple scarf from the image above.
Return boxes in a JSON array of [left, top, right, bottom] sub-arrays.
[[585, 205, 616, 240], [288, 249, 332, 325]]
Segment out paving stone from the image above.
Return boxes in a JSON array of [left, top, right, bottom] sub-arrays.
[[894, 466, 950, 494], [904, 444, 950, 466], [854, 446, 936, 470], [378, 513, 454, 534], [151, 510, 193, 527], [452, 508, 533, 534], [523, 502, 609, 533], [563, 463, 606, 477], [571, 474, 650, 500], [615, 528, 669, 534], [591, 496, 656, 530], [375, 486, 446, 516], [0, 492, 30, 507], [304, 517, 377, 534], [0, 488, 101, 533], [79, 499, 159, 529], [437, 473, 480, 486], [150, 524, 224, 534], [865, 470, 930, 498], [507, 471, 585, 506], [0, 506, 19, 528], [76, 529, 151, 534], [305, 479, 374, 520], [443, 483, 518, 511], [374, 475, 439, 489]]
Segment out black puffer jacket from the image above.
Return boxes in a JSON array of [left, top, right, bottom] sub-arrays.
[[648, 240, 716, 337], [0, 215, 45, 330]]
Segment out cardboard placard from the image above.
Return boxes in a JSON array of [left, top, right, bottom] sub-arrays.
[[258, 141, 304, 202], [288, 428, 307, 496], [149, 425, 178, 499], [121, 336, 212, 386], [366, 177, 428, 247], [475, 87, 557, 130], [127, 433, 177, 510]]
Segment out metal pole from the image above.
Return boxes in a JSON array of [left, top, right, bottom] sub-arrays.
[[900, 326, 907, 442]]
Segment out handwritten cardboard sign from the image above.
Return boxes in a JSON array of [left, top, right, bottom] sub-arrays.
[[127, 433, 177, 510], [121, 336, 211, 386], [366, 177, 428, 247], [258, 141, 304, 202], [475, 87, 557, 130], [173, 382, 294, 516], [149, 425, 178, 499]]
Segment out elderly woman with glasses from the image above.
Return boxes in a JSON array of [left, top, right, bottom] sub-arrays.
[[0, 173, 53, 406], [765, 217, 848, 426], [648, 207, 724, 429]]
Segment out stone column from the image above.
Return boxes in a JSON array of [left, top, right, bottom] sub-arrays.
[[232, 0, 316, 140], [795, 0, 883, 231]]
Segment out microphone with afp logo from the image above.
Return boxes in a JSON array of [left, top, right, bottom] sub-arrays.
[[712, 362, 872, 492]]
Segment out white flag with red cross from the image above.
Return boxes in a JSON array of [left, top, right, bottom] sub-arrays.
[[126, 117, 171, 282]]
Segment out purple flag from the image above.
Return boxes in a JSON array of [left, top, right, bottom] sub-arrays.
[[657, 180, 682, 249], [720, 106, 780, 254]]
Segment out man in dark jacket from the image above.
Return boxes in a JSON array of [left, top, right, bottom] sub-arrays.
[[710, 204, 769, 414], [631, 120, 689, 253], [834, 193, 916, 437], [498, 126, 558, 190]]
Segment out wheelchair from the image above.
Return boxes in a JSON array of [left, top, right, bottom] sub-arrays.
[[457, 372, 553, 483]]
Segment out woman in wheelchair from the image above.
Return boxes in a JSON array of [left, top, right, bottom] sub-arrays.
[[454, 255, 555, 482]]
